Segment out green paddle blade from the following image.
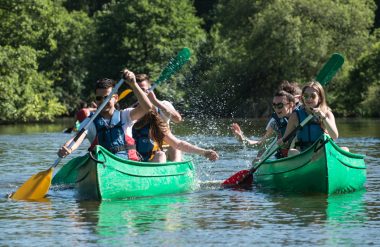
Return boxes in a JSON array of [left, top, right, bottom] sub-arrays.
[[154, 47, 191, 85], [315, 53, 344, 86]]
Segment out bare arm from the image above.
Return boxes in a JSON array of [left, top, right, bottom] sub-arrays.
[[57, 132, 87, 158], [231, 123, 274, 146], [163, 133, 219, 161], [315, 110, 339, 140], [278, 112, 298, 145], [122, 69, 153, 121], [148, 92, 182, 123]]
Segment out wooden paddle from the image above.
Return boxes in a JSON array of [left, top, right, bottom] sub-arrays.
[[222, 53, 344, 188], [11, 48, 191, 200]]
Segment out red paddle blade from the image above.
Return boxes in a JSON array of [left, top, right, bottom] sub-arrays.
[[221, 169, 253, 188]]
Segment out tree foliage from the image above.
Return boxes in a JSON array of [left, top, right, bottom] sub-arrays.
[[0, 0, 94, 116], [85, 0, 205, 101], [0, 46, 66, 122], [0, 0, 379, 123], [337, 40, 380, 117], [190, 0, 376, 117]]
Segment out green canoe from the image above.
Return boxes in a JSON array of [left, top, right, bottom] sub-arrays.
[[52, 145, 196, 200], [254, 134, 366, 194]]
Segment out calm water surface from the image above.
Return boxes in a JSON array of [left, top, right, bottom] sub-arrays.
[[0, 118, 379, 246]]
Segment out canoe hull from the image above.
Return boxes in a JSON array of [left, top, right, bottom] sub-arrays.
[[254, 135, 366, 194], [53, 146, 196, 200]]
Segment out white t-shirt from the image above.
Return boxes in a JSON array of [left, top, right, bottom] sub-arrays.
[[158, 100, 176, 124], [79, 108, 136, 143], [265, 117, 276, 131]]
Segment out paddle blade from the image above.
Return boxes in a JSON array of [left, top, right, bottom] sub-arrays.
[[118, 89, 132, 102], [315, 53, 344, 86], [221, 169, 253, 188], [11, 168, 53, 200], [154, 47, 191, 85]]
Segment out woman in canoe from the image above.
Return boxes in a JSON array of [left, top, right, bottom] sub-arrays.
[[58, 69, 153, 160], [134, 108, 219, 163], [279, 81, 342, 156], [133, 74, 184, 162], [231, 89, 296, 158]]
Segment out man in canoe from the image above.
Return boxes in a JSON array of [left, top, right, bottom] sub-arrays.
[[58, 69, 152, 160], [133, 74, 183, 162]]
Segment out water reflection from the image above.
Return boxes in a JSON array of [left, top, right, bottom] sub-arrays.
[[74, 195, 190, 245]]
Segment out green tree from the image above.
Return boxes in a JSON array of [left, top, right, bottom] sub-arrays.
[[191, 0, 375, 117], [0, 0, 93, 115], [0, 46, 66, 122], [337, 40, 380, 117], [86, 0, 206, 101]]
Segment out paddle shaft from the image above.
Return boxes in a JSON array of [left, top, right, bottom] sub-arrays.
[[248, 114, 314, 174]]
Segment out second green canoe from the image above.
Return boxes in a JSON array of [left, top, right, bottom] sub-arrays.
[[254, 134, 366, 194], [52, 145, 196, 200]]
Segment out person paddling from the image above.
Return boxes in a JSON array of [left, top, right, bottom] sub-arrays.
[[138, 109, 219, 162], [58, 69, 152, 160], [231, 90, 296, 158], [278, 81, 345, 156]]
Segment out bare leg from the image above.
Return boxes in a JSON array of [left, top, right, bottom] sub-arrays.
[[287, 148, 300, 157], [341, 146, 350, 152], [151, 151, 167, 163], [166, 146, 182, 162]]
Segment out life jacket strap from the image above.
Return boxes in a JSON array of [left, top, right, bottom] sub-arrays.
[[109, 144, 136, 154]]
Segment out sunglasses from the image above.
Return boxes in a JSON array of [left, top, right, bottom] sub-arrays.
[[95, 94, 113, 102], [303, 93, 318, 100], [272, 102, 288, 110]]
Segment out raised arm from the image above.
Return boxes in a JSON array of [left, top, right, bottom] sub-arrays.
[[123, 69, 153, 121], [148, 92, 182, 123]]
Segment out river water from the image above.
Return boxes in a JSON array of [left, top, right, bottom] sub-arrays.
[[0, 118, 379, 246]]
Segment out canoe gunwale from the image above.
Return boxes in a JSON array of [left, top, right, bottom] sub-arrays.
[[256, 158, 313, 176], [95, 146, 194, 167], [101, 164, 190, 177]]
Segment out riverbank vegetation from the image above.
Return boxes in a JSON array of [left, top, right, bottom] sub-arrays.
[[1, 0, 379, 123]]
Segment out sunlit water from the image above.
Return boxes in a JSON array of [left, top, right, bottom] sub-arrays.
[[1, 118, 379, 246]]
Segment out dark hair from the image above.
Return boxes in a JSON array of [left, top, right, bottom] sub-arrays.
[[278, 80, 302, 96], [274, 90, 295, 103], [134, 110, 169, 149], [136, 74, 151, 84], [95, 78, 115, 91]]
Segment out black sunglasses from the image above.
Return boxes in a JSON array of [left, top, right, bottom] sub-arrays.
[[272, 102, 288, 110], [95, 94, 113, 102]]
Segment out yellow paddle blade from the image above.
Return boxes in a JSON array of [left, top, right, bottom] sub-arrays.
[[118, 89, 132, 102], [11, 168, 53, 200]]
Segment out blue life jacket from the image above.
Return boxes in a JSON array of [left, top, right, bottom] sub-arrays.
[[270, 113, 289, 158], [295, 107, 324, 151], [132, 123, 155, 162], [91, 110, 138, 160], [271, 112, 288, 138]]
